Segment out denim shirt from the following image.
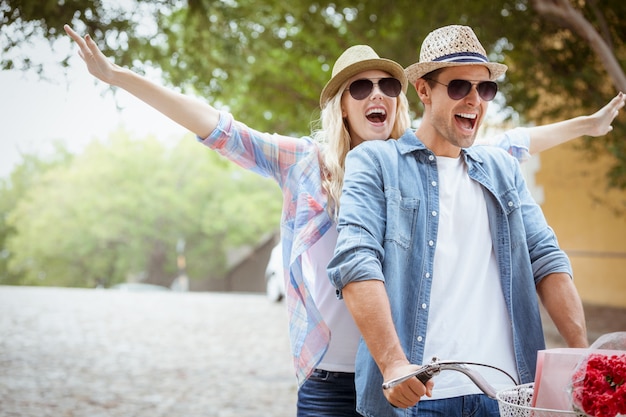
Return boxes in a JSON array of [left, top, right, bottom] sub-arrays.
[[200, 113, 533, 387], [327, 129, 571, 416]]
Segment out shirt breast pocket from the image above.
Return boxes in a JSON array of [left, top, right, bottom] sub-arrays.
[[384, 187, 420, 250]]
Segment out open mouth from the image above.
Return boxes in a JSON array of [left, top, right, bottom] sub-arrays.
[[455, 112, 477, 130], [366, 108, 387, 124]]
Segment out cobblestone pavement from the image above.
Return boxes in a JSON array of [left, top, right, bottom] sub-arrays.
[[0, 286, 297, 417], [1, 286, 624, 417]]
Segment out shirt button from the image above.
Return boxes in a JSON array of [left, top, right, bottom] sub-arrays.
[[428, 155, 435, 161], [508, 201, 514, 207], [431, 211, 437, 217], [425, 272, 430, 278], [417, 336, 423, 342], [428, 240, 434, 246], [431, 181, 437, 187], [421, 303, 427, 309]]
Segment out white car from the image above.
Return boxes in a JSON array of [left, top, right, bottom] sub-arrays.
[[265, 242, 285, 302]]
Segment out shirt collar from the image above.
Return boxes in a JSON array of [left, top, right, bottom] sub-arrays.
[[397, 128, 484, 163]]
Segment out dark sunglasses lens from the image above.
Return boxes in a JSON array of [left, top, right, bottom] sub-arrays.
[[379, 78, 402, 97], [349, 79, 374, 100], [447, 80, 498, 101], [447, 80, 472, 100], [477, 81, 498, 101]]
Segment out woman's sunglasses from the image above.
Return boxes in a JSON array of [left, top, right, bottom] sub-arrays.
[[426, 78, 498, 101], [346, 77, 403, 100]]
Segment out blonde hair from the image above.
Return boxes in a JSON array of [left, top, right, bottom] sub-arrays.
[[313, 85, 411, 221]]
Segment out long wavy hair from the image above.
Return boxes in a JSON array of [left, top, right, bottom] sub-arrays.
[[312, 84, 411, 221]]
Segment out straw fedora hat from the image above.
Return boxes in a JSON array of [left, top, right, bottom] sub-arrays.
[[320, 45, 408, 108], [405, 25, 507, 85]]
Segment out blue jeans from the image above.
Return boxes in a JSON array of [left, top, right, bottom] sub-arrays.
[[297, 369, 361, 417], [416, 394, 501, 417]]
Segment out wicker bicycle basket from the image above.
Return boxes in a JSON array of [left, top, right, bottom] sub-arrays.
[[497, 383, 579, 417]]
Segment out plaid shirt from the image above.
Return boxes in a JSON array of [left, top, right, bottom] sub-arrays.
[[494, 127, 531, 162], [199, 112, 332, 384], [199, 112, 531, 385]]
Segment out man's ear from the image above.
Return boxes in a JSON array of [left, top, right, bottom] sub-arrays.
[[415, 79, 431, 105]]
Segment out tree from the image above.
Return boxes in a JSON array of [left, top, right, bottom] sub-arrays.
[[2, 0, 625, 190], [531, 0, 626, 92], [0, 143, 74, 284], [3, 130, 281, 287], [504, 0, 626, 189]]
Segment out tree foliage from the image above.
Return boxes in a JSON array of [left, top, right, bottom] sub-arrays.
[[2, 0, 625, 287], [2, 131, 281, 287], [3, 0, 624, 188], [0, 143, 74, 284]]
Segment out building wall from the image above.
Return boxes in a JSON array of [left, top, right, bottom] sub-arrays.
[[535, 142, 626, 308], [225, 236, 276, 293], [189, 233, 277, 293]]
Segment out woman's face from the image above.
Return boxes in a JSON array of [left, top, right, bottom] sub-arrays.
[[341, 69, 399, 149]]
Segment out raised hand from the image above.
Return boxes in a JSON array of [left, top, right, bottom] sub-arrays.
[[64, 23, 220, 138], [64, 24, 118, 85], [585, 91, 625, 137]]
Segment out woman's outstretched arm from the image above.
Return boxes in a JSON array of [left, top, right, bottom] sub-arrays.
[[527, 91, 625, 155], [64, 24, 219, 139]]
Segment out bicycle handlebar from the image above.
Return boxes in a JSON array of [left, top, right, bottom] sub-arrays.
[[381, 357, 519, 400]]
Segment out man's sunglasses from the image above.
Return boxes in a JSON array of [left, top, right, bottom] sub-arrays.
[[426, 78, 498, 102], [346, 77, 403, 100]]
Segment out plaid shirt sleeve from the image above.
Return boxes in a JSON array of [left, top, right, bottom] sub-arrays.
[[197, 111, 311, 186], [197, 111, 332, 385], [493, 127, 531, 163]]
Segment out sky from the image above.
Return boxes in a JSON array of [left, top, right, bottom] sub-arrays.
[[0, 36, 186, 180]]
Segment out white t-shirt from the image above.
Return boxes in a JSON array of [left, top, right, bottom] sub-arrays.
[[303, 225, 360, 372], [422, 155, 517, 399]]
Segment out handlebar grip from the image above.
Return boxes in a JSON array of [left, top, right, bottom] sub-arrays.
[[415, 368, 435, 385], [381, 365, 438, 390]]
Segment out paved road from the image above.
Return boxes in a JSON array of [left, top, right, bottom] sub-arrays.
[[1, 286, 624, 417], [0, 286, 297, 417]]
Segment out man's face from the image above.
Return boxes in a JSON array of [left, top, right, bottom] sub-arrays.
[[426, 65, 492, 152]]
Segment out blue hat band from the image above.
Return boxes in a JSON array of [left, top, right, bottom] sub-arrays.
[[433, 52, 488, 64]]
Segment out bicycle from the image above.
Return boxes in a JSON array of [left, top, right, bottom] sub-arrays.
[[382, 357, 580, 417]]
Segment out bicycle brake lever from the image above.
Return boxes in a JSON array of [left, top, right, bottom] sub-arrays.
[[381, 363, 440, 390]]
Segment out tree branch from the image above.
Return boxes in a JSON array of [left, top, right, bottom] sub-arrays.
[[587, 0, 613, 50], [531, 0, 626, 92]]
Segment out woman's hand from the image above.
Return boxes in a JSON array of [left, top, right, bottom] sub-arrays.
[[64, 23, 220, 138], [64, 24, 117, 85], [585, 91, 625, 137]]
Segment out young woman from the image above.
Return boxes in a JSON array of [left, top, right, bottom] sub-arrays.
[[64, 24, 623, 416]]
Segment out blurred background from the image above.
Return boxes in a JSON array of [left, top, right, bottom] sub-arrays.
[[1, 0, 625, 305], [0, 1, 625, 414]]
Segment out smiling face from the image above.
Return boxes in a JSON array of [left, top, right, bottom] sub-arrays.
[[341, 69, 399, 149], [416, 65, 491, 157]]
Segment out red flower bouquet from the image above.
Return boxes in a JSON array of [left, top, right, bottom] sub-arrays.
[[570, 352, 626, 417]]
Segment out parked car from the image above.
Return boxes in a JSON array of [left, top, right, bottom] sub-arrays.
[[265, 242, 285, 302]]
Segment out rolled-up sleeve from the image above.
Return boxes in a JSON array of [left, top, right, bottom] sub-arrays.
[[327, 146, 387, 298], [494, 127, 531, 163], [196, 111, 314, 185], [512, 156, 573, 283]]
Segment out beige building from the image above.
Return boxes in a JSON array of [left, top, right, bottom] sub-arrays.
[[525, 141, 626, 309]]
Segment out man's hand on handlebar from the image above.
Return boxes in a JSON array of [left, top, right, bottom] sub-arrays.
[[382, 363, 434, 408]]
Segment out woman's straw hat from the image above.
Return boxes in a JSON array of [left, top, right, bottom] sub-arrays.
[[405, 25, 507, 85], [320, 45, 408, 108]]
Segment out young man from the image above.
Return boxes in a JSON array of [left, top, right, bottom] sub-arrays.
[[327, 25, 589, 417]]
